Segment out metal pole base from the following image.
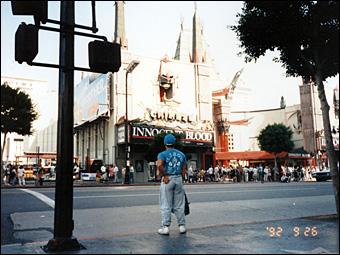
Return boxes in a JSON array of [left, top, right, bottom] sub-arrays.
[[41, 237, 86, 253], [124, 173, 130, 184]]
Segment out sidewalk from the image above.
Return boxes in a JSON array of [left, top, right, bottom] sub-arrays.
[[1, 214, 338, 254], [2, 180, 339, 254]]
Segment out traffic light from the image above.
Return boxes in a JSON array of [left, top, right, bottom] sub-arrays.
[[15, 23, 39, 64], [11, 1, 48, 24], [88, 40, 121, 73]]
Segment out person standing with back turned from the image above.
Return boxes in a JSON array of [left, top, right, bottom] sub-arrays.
[[157, 134, 187, 235]]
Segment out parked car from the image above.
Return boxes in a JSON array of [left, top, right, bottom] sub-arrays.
[[312, 167, 331, 182]]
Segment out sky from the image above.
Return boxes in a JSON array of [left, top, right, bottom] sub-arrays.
[[1, 1, 339, 127]]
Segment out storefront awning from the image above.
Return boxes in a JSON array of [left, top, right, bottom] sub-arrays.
[[215, 151, 287, 161], [287, 147, 310, 158]]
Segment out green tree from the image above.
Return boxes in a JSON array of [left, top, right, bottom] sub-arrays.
[[231, 1, 339, 217], [147, 132, 184, 161], [1, 83, 38, 165], [257, 123, 294, 181]]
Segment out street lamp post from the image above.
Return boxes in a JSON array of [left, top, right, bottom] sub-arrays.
[[124, 60, 140, 184]]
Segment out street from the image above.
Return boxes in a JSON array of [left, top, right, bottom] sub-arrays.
[[1, 181, 339, 254]]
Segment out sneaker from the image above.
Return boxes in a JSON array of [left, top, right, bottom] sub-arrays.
[[179, 225, 187, 234], [158, 226, 169, 235]]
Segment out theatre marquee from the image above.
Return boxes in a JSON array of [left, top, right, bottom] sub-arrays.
[[130, 124, 214, 147]]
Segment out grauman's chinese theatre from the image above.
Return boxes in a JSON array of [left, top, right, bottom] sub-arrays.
[[74, 2, 231, 182]]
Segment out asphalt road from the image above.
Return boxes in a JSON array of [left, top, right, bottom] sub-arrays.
[[1, 181, 336, 246]]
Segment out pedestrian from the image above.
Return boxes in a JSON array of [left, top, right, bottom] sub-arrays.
[[122, 166, 126, 183], [258, 164, 264, 183], [108, 164, 114, 183], [205, 169, 209, 182], [253, 166, 258, 182], [199, 168, 205, 182], [96, 170, 102, 183], [101, 164, 107, 181], [237, 164, 243, 182], [236, 168, 241, 182], [157, 134, 187, 235], [129, 164, 135, 183], [38, 167, 45, 185], [50, 163, 55, 179], [293, 165, 298, 181], [248, 165, 253, 181], [243, 165, 249, 182], [113, 164, 119, 183], [188, 165, 193, 183], [214, 165, 219, 182], [18, 165, 25, 186], [301, 166, 305, 181], [193, 168, 198, 182], [10, 166, 17, 186], [2, 164, 7, 185], [73, 163, 79, 180], [5, 164, 11, 186], [268, 165, 272, 182], [208, 165, 214, 182], [230, 167, 236, 182], [306, 167, 311, 181], [222, 165, 227, 182], [297, 166, 302, 181], [264, 166, 268, 182]]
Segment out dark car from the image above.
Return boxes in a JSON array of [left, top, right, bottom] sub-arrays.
[[312, 167, 331, 182]]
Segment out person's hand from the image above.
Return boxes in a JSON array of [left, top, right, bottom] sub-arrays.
[[163, 175, 169, 184]]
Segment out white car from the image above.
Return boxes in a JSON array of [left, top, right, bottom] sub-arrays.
[[312, 168, 331, 182]]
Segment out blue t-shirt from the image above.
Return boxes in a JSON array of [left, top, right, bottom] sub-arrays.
[[157, 149, 187, 175]]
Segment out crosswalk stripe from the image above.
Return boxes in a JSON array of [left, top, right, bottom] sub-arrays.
[[19, 189, 55, 209]]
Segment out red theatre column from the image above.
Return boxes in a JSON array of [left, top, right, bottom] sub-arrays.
[[220, 132, 230, 167]]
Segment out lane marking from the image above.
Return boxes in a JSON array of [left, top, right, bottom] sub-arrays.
[[73, 187, 316, 199], [16, 187, 316, 201], [19, 189, 55, 209]]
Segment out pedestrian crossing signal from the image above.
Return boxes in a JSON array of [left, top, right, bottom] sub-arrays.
[[89, 40, 121, 73], [15, 23, 39, 64], [11, 1, 48, 24]]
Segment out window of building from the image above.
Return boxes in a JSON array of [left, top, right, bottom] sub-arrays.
[[228, 134, 234, 151]]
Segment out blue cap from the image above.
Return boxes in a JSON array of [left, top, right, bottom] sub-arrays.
[[164, 134, 176, 146]]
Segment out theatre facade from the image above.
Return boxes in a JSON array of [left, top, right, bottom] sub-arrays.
[[113, 50, 217, 182], [74, 50, 218, 182], [73, 2, 229, 182]]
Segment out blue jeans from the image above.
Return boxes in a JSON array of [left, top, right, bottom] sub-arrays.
[[159, 175, 186, 227], [129, 172, 134, 183], [12, 177, 17, 186]]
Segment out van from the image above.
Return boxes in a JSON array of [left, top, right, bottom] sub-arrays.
[[81, 159, 103, 181]]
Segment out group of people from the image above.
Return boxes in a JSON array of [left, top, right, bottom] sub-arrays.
[[185, 164, 271, 183], [280, 165, 322, 182], [95, 163, 135, 184], [184, 163, 326, 184], [185, 163, 327, 184], [2, 164, 26, 186]]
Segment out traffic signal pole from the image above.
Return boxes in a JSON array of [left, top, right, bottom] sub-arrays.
[[11, 1, 121, 251], [55, 0, 74, 239], [42, 1, 84, 252]]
